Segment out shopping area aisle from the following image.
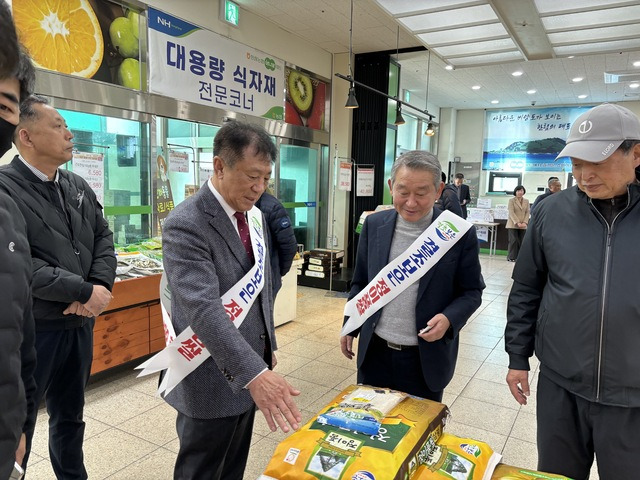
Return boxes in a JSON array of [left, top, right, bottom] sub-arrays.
[[24, 254, 599, 479]]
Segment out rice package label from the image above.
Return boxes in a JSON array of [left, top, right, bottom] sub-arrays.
[[260, 384, 449, 480], [491, 464, 573, 480], [415, 433, 501, 479]]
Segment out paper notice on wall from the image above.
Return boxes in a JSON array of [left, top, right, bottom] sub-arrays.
[[169, 150, 189, 173], [468, 208, 494, 223], [72, 151, 104, 205], [493, 204, 509, 220], [338, 161, 352, 191], [477, 197, 492, 209], [476, 226, 489, 242], [356, 166, 374, 197]]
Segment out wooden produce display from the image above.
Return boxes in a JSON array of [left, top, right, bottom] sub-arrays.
[[91, 274, 164, 375]]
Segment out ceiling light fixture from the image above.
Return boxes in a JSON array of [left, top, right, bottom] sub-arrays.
[[393, 26, 405, 126], [572, 77, 584, 83], [445, 65, 454, 71], [472, 85, 481, 90], [527, 89, 537, 94], [630, 83, 640, 89], [578, 94, 588, 99], [491, 100, 499, 104], [344, 0, 358, 109], [394, 104, 406, 125], [512, 71, 523, 77], [634, 61, 640, 67], [425, 122, 435, 136]]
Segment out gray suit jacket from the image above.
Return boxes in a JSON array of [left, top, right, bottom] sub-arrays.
[[162, 185, 275, 419]]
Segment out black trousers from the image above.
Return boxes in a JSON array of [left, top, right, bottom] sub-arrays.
[[358, 333, 443, 402], [507, 228, 525, 261], [23, 321, 94, 480], [537, 372, 640, 480], [174, 408, 255, 480]]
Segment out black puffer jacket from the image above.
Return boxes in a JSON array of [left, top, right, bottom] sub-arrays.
[[506, 183, 640, 407], [0, 191, 35, 480], [256, 192, 297, 295], [435, 184, 463, 217], [0, 157, 116, 330]]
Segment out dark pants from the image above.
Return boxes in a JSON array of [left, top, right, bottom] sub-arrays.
[[507, 228, 525, 261], [23, 321, 94, 480], [174, 408, 255, 480], [358, 333, 443, 402], [537, 372, 640, 480]]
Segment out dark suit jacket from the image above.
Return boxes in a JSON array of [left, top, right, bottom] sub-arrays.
[[348, 208, 485, 392], [457, 183, 471, 219], [162, 185, 275, 419]]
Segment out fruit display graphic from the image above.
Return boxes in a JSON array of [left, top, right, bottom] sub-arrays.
[[285, 67, 328, 131], [12, 0, 143, 89]]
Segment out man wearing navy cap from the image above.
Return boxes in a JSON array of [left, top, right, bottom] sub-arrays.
[[505, 103, 640, 479]]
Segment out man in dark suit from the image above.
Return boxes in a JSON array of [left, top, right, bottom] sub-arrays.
[[340, 151, 484, 401], [161, 121, 301, 480], [453, 173, 471, 219]]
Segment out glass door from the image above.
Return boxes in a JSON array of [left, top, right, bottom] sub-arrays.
[[277, 139, 322, 251]]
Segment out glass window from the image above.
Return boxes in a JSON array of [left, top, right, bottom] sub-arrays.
[[61, 109, 151, 247]]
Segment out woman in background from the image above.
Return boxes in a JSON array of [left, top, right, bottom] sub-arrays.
[[506, 185, 529, 262]]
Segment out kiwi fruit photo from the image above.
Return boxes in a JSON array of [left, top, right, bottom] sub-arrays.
[[285, 67, 326, 130]]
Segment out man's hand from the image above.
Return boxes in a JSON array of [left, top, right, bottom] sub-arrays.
[[506, 369, 530, 405], [247, 370, 301, 433], [340, 335, 355, 359], [15, 433, 26, 465], [418, 313, 450, 342], [83, 285, 113, 317], [63, 301, 93, 317]]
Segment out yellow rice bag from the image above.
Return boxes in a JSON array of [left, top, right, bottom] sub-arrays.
[[491, 464, 573, 479], [260, 384, 449, 480], [415, 433, 501, 479]]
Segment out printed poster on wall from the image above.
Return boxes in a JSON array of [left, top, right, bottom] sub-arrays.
[[155, 154, 175, 232], [284, 67, 328, 131], [72, 151, 104, 205], [148, 8, 285, 120], [169, 150, 189, 173], [483, 106, 592, 172], [10, 0, 143, 90], [356, 166, 374, 197]]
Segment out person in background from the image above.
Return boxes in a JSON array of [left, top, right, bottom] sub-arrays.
[[255, 190, 297, 297], [505, 103, 640, 479], [0, 21, 36, 478], [340, 151, 484, 401], [0, 95, 116, 479], [531, 177, 561, 213], [161, 121, 301, 480], [453, 172, 471, 218], [435, 172, 463, 217], [505, 185, 529, 262]]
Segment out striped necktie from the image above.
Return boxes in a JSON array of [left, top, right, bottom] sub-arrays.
[[234, 212, 254, 262]]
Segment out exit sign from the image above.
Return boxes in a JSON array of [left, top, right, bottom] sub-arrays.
[[221, 0, 239, 27]]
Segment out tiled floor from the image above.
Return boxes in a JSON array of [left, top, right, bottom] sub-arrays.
[[24, 254, 600, 479]]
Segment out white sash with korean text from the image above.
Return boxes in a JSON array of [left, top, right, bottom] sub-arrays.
[[136, 206, 266, 396], [341, 210, 472, 337]]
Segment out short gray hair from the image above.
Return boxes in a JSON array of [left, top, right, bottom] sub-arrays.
[[390, 150, 441, 189], [20, 94, 50, 123]]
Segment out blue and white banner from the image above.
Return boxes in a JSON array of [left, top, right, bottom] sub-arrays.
[[483, 106, 592, 172], [341, 210, 472, 337], [148, 8, 285, 120]]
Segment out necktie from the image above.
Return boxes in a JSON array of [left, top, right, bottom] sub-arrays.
[[234, 212, 254, 262]]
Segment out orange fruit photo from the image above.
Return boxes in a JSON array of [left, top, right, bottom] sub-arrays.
[[13, 0, 104, 78]]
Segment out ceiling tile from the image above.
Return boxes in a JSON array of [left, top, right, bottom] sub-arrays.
[[541, 5, 640, 31], [377, 0, 486, 16], [554, 38, 640, 56], [417, 23, 508, 46], [398, 5, 498, 32], [548, 24, 640, 44], [449, 51, 524, 67], [433, 38, 518, 57]]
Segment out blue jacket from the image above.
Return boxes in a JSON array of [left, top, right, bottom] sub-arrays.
[[347, 208, 485, 392]]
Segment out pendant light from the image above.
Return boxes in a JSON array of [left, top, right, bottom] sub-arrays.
[[393, 26, 405, 125], [344, 0, 359, 109], [424, 50, 435, 136]]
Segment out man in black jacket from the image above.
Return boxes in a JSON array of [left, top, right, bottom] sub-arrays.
[[0, 95, 116, 479], [0, 39, 37, 479], [435, 172, 463, 217], [255, 191, 297, 296], [453, 173, 471, 218], [505, 103, 640, 479]]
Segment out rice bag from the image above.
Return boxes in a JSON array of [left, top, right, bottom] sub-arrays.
[[415, 433, 501, 480], [260, 384, 449, 480], [491, 464, 574, 479], [317, 386, 407, 435]]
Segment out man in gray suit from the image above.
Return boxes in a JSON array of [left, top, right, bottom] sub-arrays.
[[162, 121, 302, 480]]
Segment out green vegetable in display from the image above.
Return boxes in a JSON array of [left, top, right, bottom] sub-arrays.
[[117, 58, 140, 89], [109, 16, 139, 59]]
